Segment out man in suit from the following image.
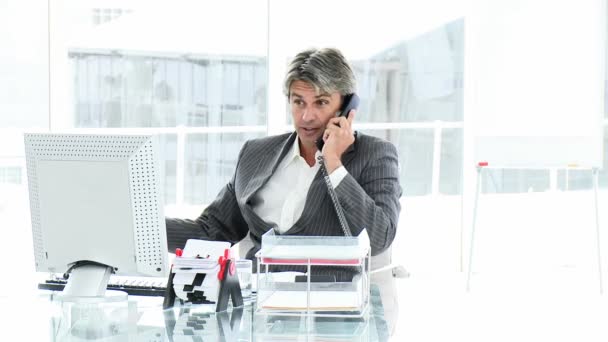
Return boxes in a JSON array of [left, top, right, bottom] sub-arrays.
[[166, 47, 402, 331]]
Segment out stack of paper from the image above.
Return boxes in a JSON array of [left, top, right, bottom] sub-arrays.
[[259, 276, 363, 312], [260, 290, 361, 311]]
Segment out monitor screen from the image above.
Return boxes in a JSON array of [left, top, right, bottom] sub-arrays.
[[24, 133, 168, 296]]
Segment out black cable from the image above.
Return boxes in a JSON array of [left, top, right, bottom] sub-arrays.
[[317, 155, 352, 237], [62, 260, 114, 280]]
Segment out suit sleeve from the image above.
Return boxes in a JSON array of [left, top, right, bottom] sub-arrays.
[[335, 141, 402, 256], [165, 141, 250, 251]]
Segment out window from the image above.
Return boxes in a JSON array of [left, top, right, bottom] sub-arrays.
[[273, 4, 465, 197], [3, 0, 607, 283], [54, 1, 269, 208]]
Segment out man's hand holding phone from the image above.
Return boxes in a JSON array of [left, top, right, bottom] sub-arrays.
[[321, 109, 356, 173]]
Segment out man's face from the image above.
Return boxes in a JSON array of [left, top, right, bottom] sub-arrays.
[[289, 80, 342, 149]]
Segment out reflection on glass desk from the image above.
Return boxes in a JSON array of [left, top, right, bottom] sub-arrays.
[[0, 286, 389, 341]]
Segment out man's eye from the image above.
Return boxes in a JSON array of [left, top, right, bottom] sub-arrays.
[[293, 99, 303, 105], [317, 100, 329, 106]]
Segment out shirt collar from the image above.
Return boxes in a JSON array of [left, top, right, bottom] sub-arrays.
[[280, 135, 321, 170]]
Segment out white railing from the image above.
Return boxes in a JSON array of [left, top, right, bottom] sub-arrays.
[[3, 119, 607, 202], [0, 121, 461, 203]]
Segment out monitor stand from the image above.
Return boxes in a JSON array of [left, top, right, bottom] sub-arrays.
[[54, 263, 132, 340], [63, 263, 114, 298]]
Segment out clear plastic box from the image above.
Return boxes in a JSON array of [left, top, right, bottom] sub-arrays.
[[255, 229, 371, 318]]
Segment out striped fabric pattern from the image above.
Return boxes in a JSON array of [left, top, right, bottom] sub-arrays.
[[166, 131, 402, 280]]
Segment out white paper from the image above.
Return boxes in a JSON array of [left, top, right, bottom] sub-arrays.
[[182, 239, 230, 258], [260, 290, 361, 311]]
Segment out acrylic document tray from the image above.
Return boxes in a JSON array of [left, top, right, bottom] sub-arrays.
[[255, 229, 371, 317]]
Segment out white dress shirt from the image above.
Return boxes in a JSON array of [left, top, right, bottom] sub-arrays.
[[252, 137, 348, 233]]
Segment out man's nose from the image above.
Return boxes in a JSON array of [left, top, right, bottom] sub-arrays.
[[301, 107, 317, 122]]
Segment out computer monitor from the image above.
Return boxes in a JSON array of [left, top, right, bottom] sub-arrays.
[[24, 133, 169, 297]]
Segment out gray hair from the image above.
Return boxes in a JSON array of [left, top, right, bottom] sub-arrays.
[[283, 48, 356, 97]]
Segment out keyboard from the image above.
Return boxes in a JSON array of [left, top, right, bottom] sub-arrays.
[[39, 277, 168, 297]]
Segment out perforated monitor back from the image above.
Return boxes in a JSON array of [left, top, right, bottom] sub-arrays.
[[24, 133, 168, 277]]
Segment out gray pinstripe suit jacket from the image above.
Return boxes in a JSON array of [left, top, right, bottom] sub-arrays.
[[166, 131, 402, 277]]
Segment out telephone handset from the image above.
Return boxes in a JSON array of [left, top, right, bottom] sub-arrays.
[[315, 93, 360, 237], [315, 93, 360, 151]]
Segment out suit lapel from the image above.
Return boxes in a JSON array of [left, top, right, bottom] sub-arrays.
[[242, 132, 297, 202], [286, 132, 360, 235]]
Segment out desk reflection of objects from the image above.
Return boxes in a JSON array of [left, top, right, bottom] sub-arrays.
[[0, 285, 389, 341]]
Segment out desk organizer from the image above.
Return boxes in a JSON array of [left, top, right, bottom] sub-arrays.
[[255, 229, 371, 318]]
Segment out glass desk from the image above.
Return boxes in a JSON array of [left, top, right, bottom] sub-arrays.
[[0, 286, 389, 341]]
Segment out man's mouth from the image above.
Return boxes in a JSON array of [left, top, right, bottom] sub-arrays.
[[300, 127, 322, 138]]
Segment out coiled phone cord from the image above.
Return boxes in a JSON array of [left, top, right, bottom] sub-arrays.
[[317, 155, 352, 237]]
